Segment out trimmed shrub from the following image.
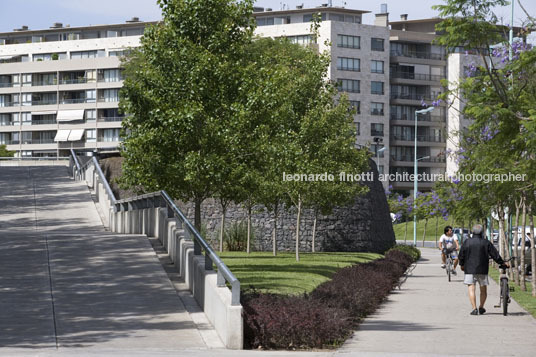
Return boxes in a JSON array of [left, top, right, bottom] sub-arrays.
[[386, 244, 421, 262], [242, 254, 413, 349], [242, 293, 351, 350]]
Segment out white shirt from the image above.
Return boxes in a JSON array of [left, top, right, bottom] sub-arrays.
[[440, 234, 458, 249]]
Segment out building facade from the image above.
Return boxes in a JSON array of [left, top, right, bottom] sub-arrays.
[[0, 19, 153, 158], [253, 6, 391, 178]]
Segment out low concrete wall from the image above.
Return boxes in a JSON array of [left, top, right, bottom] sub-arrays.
[[108, 204, 243, 349]]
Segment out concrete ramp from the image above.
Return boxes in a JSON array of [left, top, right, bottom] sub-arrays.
[[0, 167, 208, 351]]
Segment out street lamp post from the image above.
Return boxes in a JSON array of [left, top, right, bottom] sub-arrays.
[[373, 137, 385, 175], [413, 107, 435, 246]]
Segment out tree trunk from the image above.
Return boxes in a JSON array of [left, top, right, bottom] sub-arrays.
[[529, 209, 535, 297], [404, 220, 408, 243], [422, 218, 428, 247], [513, 199, 521, 285], [194, 197, 202, 232], [435, 216, 439, 248], [312, 209, 318, 253], [295, 196, 302, 262], [247, 204, 252, 254], [272, 204, 278, 257], [461, 221, 465, 245], [219, 208, 226, 253], [520, 201, 527, 291], [498, 213, 505, 258]]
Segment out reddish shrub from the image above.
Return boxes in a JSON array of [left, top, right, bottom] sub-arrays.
[[242, 293, 351, 350], [384, 249, 414, 269]]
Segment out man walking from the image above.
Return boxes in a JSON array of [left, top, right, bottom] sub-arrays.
[[458, 224, 508, 315]]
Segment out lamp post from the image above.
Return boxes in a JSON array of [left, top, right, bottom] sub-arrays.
[[373, 137, 385, 175], [413, 107, 435, 246]]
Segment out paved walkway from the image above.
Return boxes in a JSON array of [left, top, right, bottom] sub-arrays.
[[339, 247, 536, 356], [0, 167, 208, 352]]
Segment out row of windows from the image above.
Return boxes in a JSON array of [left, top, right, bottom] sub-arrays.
[[337, 58, 385, 73], [0, 28, 144, 46], [256, 13, 362, 26], [0, 50, 131, 64], [0, 70, 124, 87], [0, 89, 119, 107], [336, 79, 385, 95], [343, 100, 385, 116], [352, 123, 385, 138], [0, 128, 120, 145], [336, 35, 385, 51]]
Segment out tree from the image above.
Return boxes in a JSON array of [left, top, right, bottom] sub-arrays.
[[119, 0, 255, 230], [0, 144, 15, 157]]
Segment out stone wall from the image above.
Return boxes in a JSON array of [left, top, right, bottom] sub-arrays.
[[177, 160, 395, 254]]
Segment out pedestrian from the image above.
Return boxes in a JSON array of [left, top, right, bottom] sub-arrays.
[[458, 224, 508, 315]]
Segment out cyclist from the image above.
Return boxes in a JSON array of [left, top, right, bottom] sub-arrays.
[[439, 225, 459, 274], [459, 224, 508, 315]]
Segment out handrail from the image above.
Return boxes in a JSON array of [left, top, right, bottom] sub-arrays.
[[70, 148, 81, 171], [115, 190, 241, 305]]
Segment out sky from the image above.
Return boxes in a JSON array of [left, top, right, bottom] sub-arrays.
[[0, 0, 534, 33]]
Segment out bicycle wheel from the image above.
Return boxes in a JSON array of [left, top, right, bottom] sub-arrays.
[[501, 279, 508, 316], [447, 258, 452, 282]]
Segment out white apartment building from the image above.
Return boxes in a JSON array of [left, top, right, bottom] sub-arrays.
[[0, 19, 154, 158], [253, 5, 391, 177]]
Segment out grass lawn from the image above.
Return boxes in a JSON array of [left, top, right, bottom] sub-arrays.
[[489, 267, 536, 318], [393, 218, 457, 243], [218, 251, 381, 295]]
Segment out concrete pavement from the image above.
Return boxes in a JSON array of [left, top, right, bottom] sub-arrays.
[[0, 166, 208, 352], [339, 247, 536, 356]]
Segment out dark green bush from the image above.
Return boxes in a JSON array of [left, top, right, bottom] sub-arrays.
[[386, 244, 421, 262]]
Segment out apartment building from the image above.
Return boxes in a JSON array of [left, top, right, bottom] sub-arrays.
[[387, 16, 448, 193], [253, 5, 391, 177], [0, 19, 154, 158]]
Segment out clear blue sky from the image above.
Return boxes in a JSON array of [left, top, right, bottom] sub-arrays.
[[0, 0, 533, 33]]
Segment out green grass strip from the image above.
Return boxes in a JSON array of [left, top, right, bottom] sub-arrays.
[[219, 252, 381, 295], [488, 267, 536, 318]]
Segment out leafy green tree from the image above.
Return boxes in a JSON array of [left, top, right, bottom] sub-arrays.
[[119, 0, 255, 230], [0, 144, 15, 157]]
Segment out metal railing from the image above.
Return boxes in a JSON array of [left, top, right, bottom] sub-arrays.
[[390, 134, 445, 143], [390, 155, 446, 163], [114, 191, 241, 305], [390, 114, 445, 123], [390, 72, 444, 82], [68, 150, 241, 305], [97, 116, 124, 122], [390, 50, 446, 61]]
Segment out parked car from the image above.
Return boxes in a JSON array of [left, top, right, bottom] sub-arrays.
[[453, 228, 470, 243], [492, 229, 499, 243]]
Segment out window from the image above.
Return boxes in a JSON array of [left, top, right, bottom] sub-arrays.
[[22, 112, 31, 125], [371, 123, 384, 136], [371, 144, 385, 158], [101, 89, 119, 102], [22, 93, 32, 106], [349, 101, 360, 114], [70, 50, 102, 59], [371, 38, 384, 51], [337, 79, 360, 93], [86, 109, 96, 122], [101, 128, 120, 142], [286, 35, 314, 45], [356, 122, 360, 135], [337, 57, 360, 71], [12, 113, 20, 125], [86, 129, 96, 142], [371, 60, 384, 74], [330, 14, 345, 22], [303, 13, 326, 22], [22, 74, 31, 87], [371, 81, 384, 95], [337, 34, 360, 49], [12, 74, 20, 86], [85, 90, 96, 103], [371, 102, 384, 116]]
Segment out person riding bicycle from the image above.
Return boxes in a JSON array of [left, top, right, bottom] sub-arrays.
[[458, 224, 508, 315], [439, 225, 459, 274]]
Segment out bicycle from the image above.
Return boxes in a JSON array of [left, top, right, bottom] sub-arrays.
[[443, 247, 456, 282], [494, 257, 515, 316]]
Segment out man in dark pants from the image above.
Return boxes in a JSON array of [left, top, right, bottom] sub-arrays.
[[458, 224, 508, 315]]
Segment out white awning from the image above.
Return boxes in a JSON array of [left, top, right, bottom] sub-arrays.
[[0, 55, 16, 60], [32, 110, 57, 116], [56, 109, 85, 122], [54, 130, 71, 142], [68, 129, 84, 141]]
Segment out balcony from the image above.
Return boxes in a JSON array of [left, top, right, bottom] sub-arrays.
[[390, 50, 446, 61], [390, 93, 431, 101], [390, 134, 445, 143], [390, 155, 446, 163], [22, 138, 56, 145], [390, 114, 445, 123], [390, 72, 444, 82], [97, 116, 124, 122], [59, 78, 93, 85], [60, 98, 95, 104], [31, 99, 58, 106]]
